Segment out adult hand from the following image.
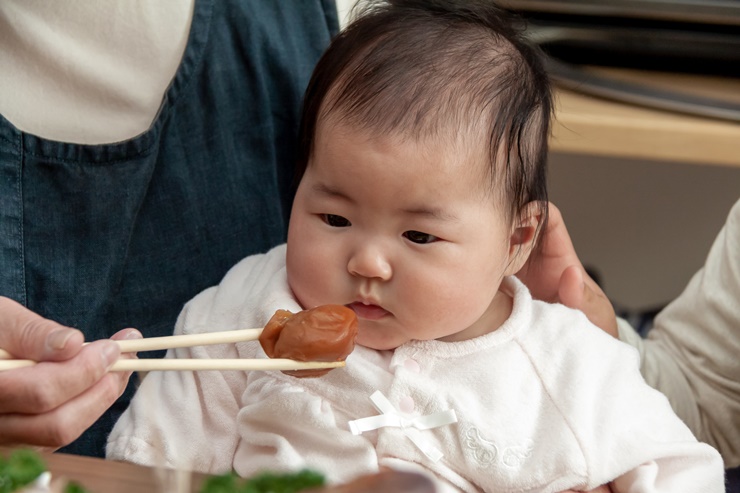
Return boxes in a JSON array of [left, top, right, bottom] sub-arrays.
[[517, 203, 618, 338], [0, 296, 141, 450]]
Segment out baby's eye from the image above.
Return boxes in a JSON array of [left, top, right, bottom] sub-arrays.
[[322, 214, 351, 227], [403, 230, 438, 244]]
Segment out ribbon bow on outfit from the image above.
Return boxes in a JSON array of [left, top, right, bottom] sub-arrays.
[[348, 390, 458, 462]]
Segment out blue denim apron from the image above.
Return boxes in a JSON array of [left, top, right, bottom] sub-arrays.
[[0, 0, 337, 457]]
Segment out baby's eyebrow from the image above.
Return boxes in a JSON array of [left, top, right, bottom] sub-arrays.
[[311, 182, 457, 222], [402, 206, 459, 223], [311, 183, 351, 201]]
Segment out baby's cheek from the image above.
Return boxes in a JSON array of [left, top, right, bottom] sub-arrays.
[[419, 279, 490, 328], [287, 255, 315, 303], [288, 254, 337, 308], [290, 270, 321, 308]]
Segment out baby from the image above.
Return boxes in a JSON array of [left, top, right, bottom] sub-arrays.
[[107, 1, 724, 491]]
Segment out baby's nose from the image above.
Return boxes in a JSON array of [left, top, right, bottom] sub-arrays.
[[347, 244, 392, 281]]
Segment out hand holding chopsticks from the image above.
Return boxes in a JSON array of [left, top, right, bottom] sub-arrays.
[[0, 327, 346, 373]]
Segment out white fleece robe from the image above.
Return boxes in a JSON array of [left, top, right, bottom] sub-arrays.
[[107, 245, 724, 492]]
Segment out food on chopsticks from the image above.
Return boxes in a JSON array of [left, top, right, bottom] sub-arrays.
[[259, 305, 358, 377]]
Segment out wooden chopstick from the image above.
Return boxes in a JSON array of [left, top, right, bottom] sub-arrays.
[[0, 358, 345, 372], [114, 328, 263, 353], [0, 328, 347, 372], [0, 328, 263, 360]]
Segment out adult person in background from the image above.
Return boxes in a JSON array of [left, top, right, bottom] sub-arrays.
[[0, 0, 338, 457], [518, 200, 740, 474]]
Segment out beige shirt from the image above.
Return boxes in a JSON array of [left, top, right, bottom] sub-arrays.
[[619, 198, 740, 467], [0, 1, 193, 144]]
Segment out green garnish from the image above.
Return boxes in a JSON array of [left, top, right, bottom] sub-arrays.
[[0, 449, 46, 493], [63, 482, 90, 493], [1, 449, 324, 493], [199, 469, 325, 493]]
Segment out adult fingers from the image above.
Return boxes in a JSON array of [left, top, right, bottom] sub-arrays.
[[536, 203, 580, 266], [0, 371, 128, 449], [0, 328, 141, 449], [517, 202, 582, 302], [581, 281, 619, 338], [558, 266, 619, 338], [110, 328, 142, 394], [0, 296, 84, 362], [557, 265, 585, 309], [0, 339, 120, 414]]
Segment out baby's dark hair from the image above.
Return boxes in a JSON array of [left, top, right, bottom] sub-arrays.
[[296, 0, 552, 235]]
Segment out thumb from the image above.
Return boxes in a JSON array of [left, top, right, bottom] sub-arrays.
[[557, 268, 619, 338], [557, 265, 585, 310]]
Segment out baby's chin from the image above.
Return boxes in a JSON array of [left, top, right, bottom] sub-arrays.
[[355, 331, 404, 351]]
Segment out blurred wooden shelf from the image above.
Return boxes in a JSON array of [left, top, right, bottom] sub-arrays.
[[550, 68, 740, 168]]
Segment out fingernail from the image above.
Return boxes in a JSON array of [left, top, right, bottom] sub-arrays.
[[124, 329, 143, 340], [47, 329, 75, 351], [100, 341, 120, 369]]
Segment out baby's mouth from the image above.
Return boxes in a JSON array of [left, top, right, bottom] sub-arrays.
[[347, 301, 390, 321]]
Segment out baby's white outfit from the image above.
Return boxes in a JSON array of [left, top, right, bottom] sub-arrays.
[[107, 244, 723, 492]]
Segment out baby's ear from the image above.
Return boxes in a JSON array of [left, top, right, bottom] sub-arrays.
[[504, 202, 542, 276]]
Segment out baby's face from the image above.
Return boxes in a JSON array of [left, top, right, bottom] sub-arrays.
[[287, 120, 523, 350]]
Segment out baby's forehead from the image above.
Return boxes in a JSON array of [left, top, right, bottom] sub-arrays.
[[319, 111, 485, 156], [320, 74, 500, 139], [319, 106, 492, 155], [315, 114, 501, 194]]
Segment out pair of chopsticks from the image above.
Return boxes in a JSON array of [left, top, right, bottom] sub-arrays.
[[0, 328, 345, 373]]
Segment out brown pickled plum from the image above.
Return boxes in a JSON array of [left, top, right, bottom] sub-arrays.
[[259, 304, 358, 377]]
